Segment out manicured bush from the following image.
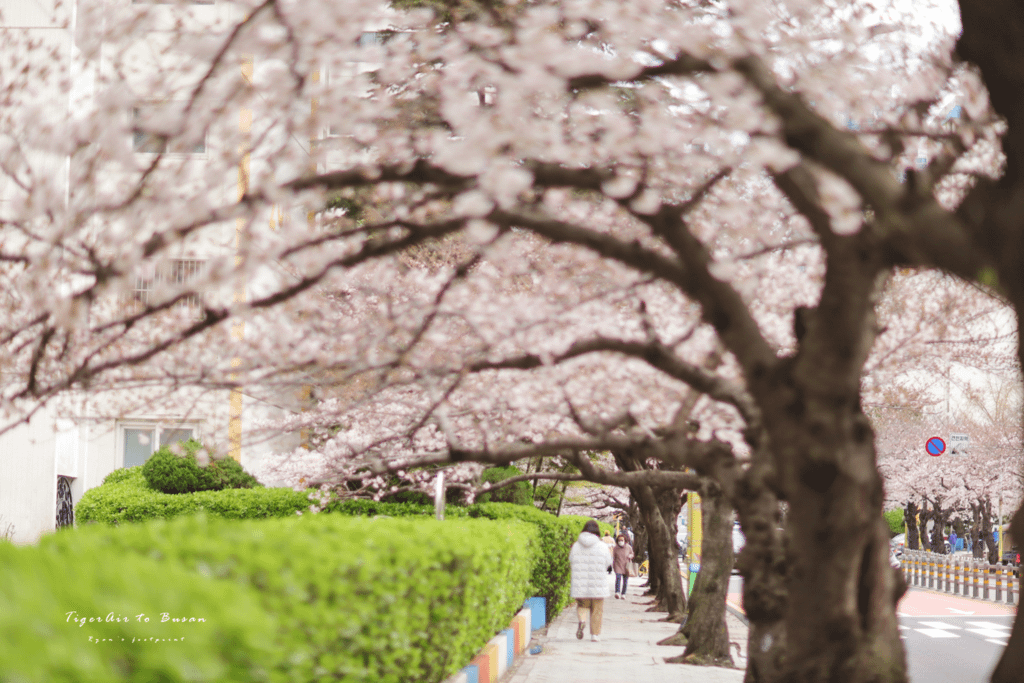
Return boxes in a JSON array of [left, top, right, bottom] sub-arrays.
[[884, 509, 904, 537], [467, 502, 610, 621], [78, 467, 312, 526], [207, 455, 262, 490], [81, 468, 475, 527], [477, 466, 532, 505], [0, 540, 274, 683], [41, 514, 536, 683], [142, 440, 261, 494], [102, 466, 143, 486], [320, 498, 468, 518]]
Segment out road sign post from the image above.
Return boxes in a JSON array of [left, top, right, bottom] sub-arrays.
[[949, 433, 969, 455], [926, 437, 945, 457]]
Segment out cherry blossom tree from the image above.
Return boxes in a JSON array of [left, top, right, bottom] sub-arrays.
[[8, 0, 1024, 681]]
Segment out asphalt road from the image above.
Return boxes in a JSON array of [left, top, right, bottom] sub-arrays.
[[725, 577, 1017, 683], [900, 612, 1013, 683]]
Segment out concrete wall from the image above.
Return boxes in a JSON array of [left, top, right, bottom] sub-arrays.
[[0, 403, 61, 544]]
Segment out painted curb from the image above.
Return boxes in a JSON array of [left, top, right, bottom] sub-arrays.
[[445, 597, 545, 683]]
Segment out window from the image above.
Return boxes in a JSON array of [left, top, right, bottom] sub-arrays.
[[121, 423, 197, 468], [132, 104, 207, 154], [357, 31, 392, 47], [131, 258, 206, 313]]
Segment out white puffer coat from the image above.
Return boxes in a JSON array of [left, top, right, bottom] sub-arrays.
[[569, 532, 613, 599]]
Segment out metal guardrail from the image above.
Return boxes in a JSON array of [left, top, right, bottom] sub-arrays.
[[901, 549, 1019, 605]]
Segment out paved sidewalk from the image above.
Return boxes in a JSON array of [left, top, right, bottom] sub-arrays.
[[507, 581, 747, 683]]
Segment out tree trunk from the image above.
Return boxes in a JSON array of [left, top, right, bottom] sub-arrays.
[[981, 497, 997, 564], [782, 468, 905, 683], [644, 529, 659, 593], [663, 478, 735, 666], [991, 499, 1024, 683], [631, 480, 663, 598], [927, 501, 950, 555], [757, 363, 906, 681], [734, 454, 788, 683], [635, 483, 687, 621], [903, 501, 920, 551], [918, 499, 933, 552], [970, 503, 985, 559], [631, 497, 649, 566]]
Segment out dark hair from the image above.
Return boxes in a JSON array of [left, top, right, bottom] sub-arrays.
[[582, 520, 600, 536]]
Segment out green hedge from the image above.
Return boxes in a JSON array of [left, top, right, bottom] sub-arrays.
[[77, 469, 480, 526], [884, 509, 904, 537], [0, 540, 274, 683], [477, 466, 532, 505], [142, 440, 261, 494], [321, 498, 469, 518], [77, 467, 313, 525], [40, 513, 536, 683], [466, 503, 611, 621]]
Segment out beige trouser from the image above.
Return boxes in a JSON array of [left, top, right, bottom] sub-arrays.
[[576, 598, 604, 635]]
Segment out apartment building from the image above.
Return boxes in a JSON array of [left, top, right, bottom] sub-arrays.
[[0, 0, 317, 543]]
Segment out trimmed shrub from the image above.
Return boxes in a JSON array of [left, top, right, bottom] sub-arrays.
[[0, 540, 274, 683], [101, 466, 144, 486], [884, 509, 904, 537], [477, 466, 532, 505], [80, 469, 473, 526], [78, 467, 312, 526], [467, 502, 610, 621], [207, 456, 262, 490], [41, 514, 536, 683], [142, 440, 260, 494], [320, 498, 468, 518]]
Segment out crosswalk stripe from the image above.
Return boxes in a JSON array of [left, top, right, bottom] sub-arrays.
[[913, 628, 959, 638], [916, 621, 960, 630], [967, 627, 1012, 638], [966, 621, 1012, 630]]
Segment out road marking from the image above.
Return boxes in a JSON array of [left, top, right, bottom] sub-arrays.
[[966, 627, 1012, 639], [986, 638, 1009, 646], [916, 621, 961, 630], [945, 608, 975, 614], [913, 628, 959, 638], [965, 621, 1012, 630]]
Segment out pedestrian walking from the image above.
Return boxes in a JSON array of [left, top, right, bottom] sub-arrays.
[[570, 519, 613, 642], [602, 530, 616, 548], [611, 534, 634, 599]]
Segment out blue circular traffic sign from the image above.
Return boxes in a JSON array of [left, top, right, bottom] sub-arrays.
[[926, 437, 945, 456]]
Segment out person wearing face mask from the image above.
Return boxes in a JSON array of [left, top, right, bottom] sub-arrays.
[[611, 534, 634, 599]]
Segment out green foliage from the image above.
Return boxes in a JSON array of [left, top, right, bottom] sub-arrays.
[[323, 195, 364, 221], [884, 509, 904, 537], [142, 440, 261, 494], [467, 502, 604, 621], [77, 467, 312, 526], [102, 466, 144, 486], [477, 466, 531, 505], [320, 498, 468, 518], [142, 440, 217, 494], [41, 514, 536, 683], [206, 456, 262, 490], [0, 540, 274, 683]]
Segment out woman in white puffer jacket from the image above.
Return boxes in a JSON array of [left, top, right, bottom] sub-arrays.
[[569, 519, 613, 642]]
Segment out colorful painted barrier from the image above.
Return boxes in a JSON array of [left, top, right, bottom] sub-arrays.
[[445, 597, 544, 683]]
